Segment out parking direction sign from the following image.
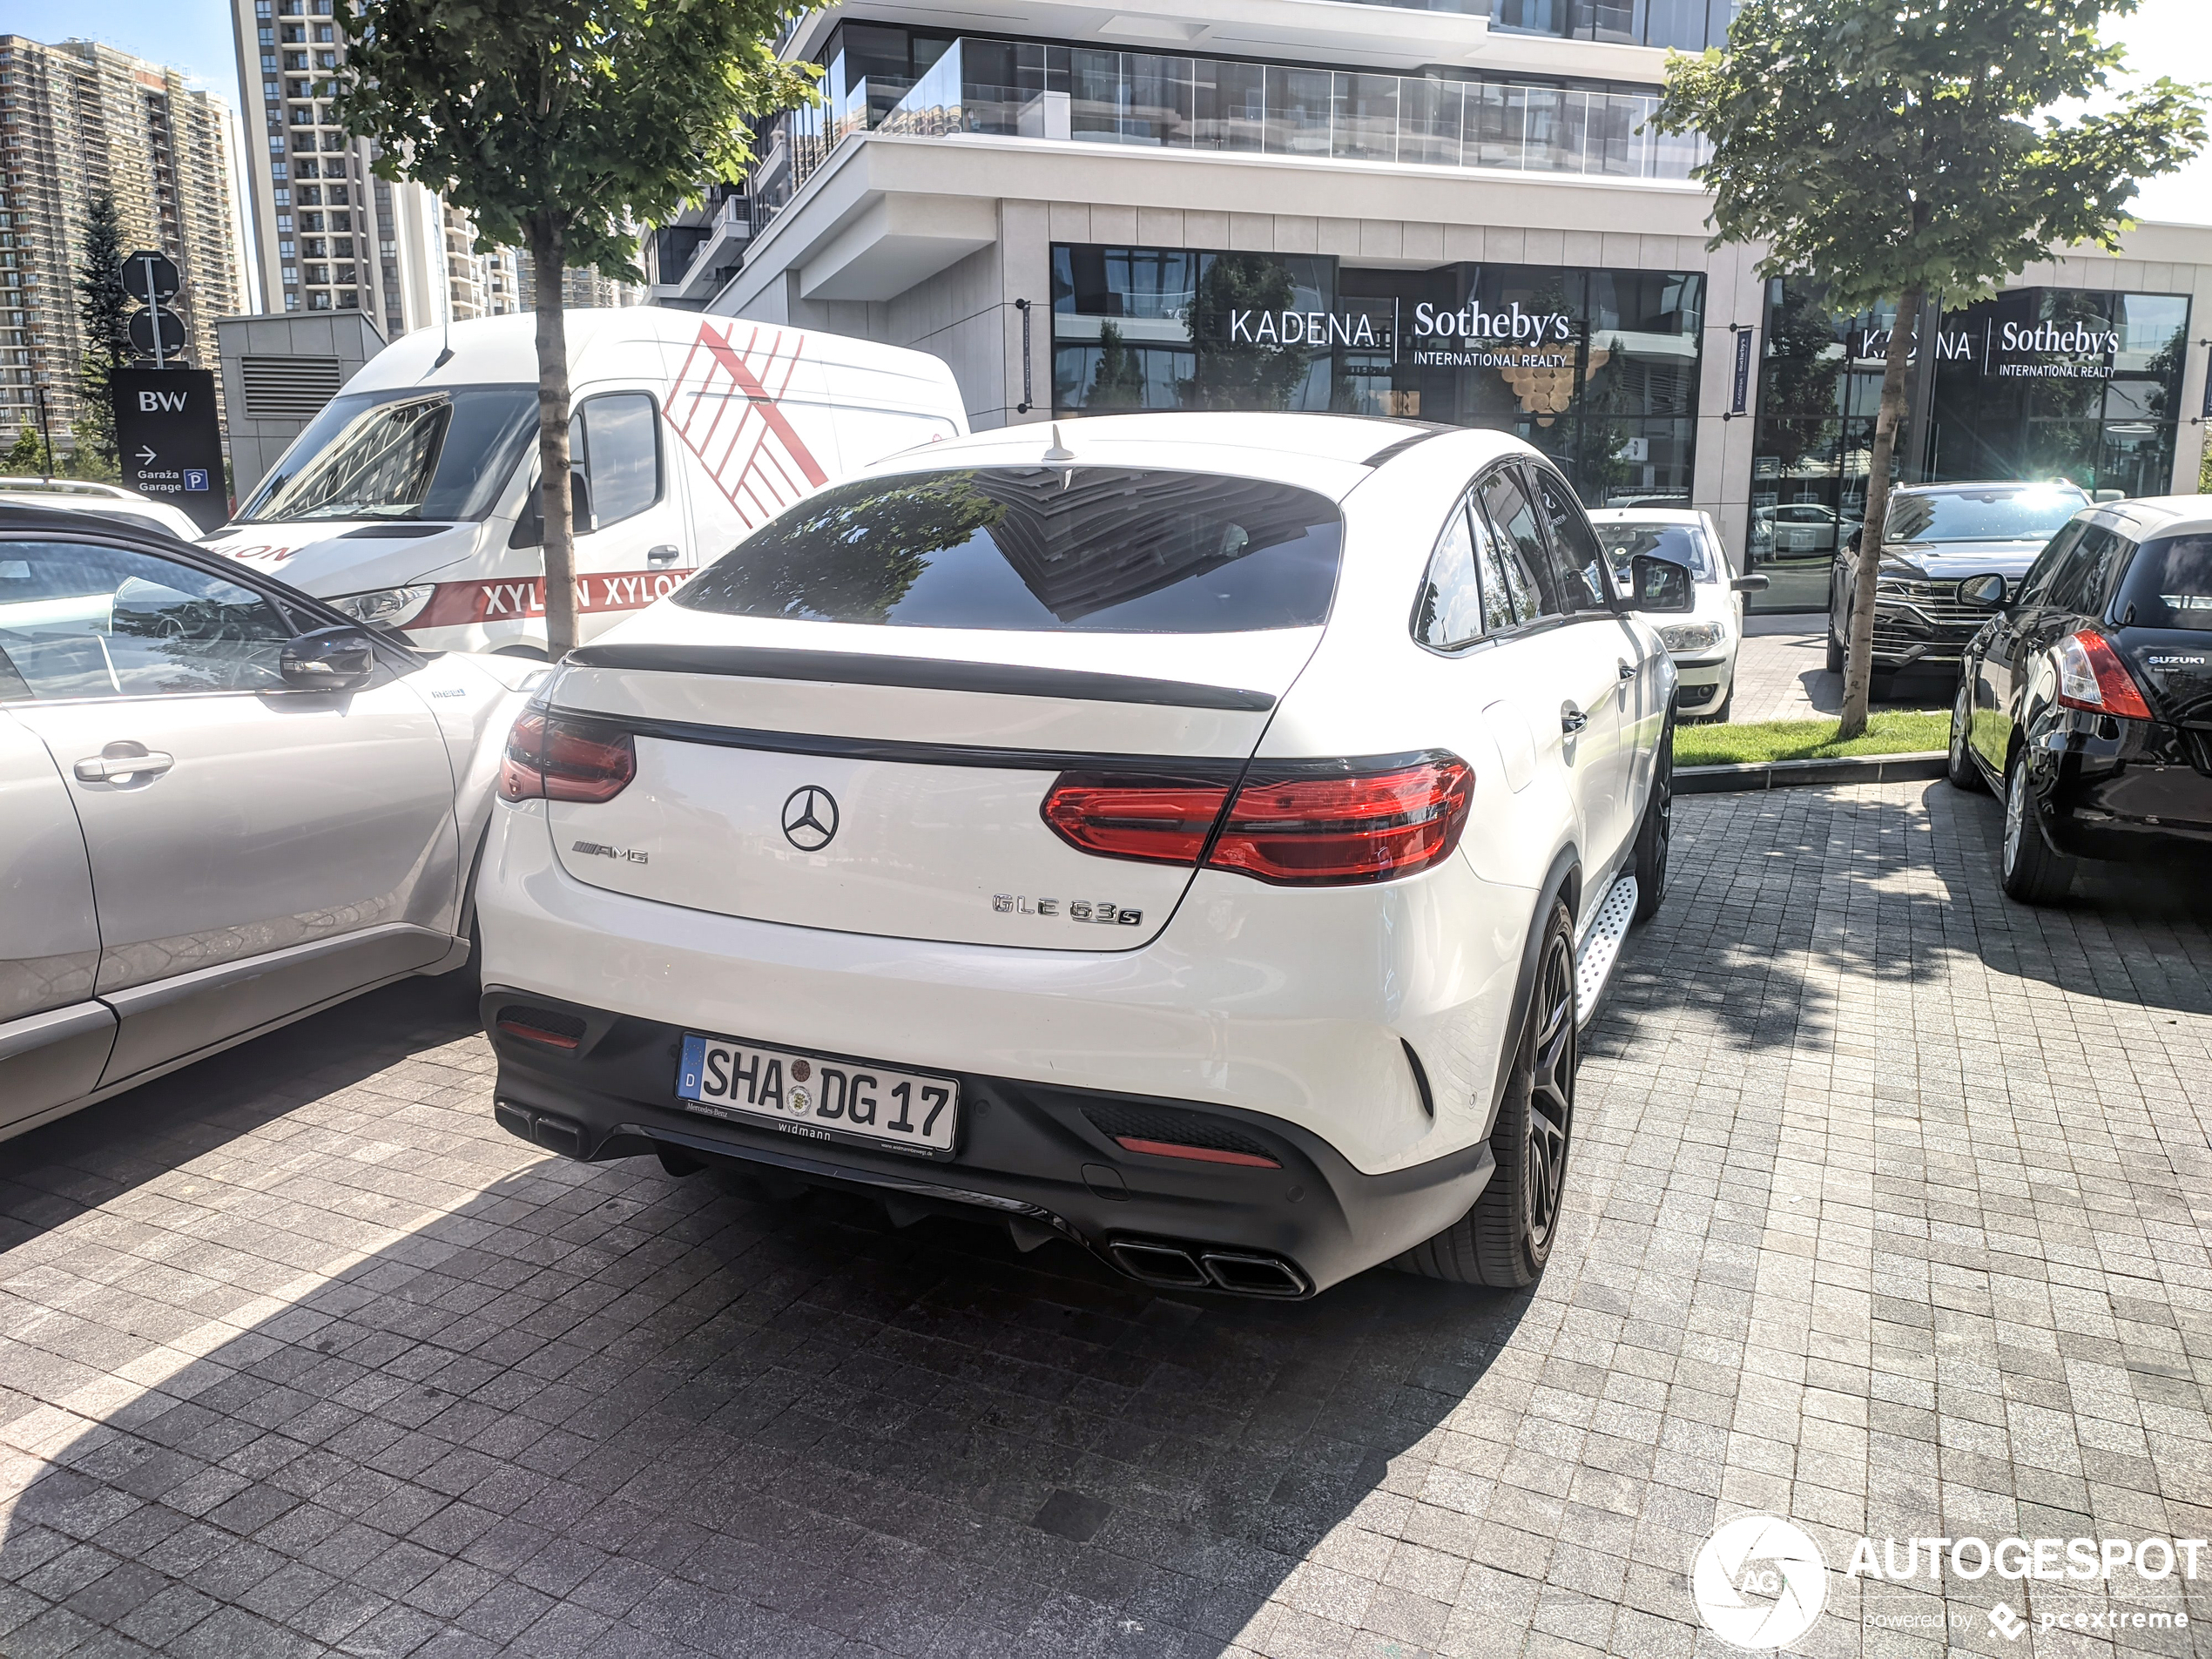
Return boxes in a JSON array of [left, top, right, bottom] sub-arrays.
[[111, 367, 226, 531]]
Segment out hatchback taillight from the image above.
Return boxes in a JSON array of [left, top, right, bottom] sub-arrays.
[[1208, 755, 1474, 886], [1039, 753, 1473, 887], [2052, 631, 2154, 721], [499, 707, 637, 804]]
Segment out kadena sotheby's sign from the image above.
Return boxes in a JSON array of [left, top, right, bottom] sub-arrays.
[[111, 368, 226, 531]]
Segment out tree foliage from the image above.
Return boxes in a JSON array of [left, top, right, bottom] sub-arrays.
[[332, 0, 816, 653], [1656, 0, 2205, 735], [72, 194, 130, 477]]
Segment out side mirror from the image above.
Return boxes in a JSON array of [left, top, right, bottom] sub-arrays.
[[1844, 529, 1862, 555], [1956, 572, 2008, 610], [1731, 573, 1770, 594], [2093, 489, 2123, 503], [280, 624, 377, 691], [570, 469, 595, 536], [506, 469, 595, 549], [1629, 553, 1696, 614]]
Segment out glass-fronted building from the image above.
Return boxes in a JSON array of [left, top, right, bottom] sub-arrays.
[[665, 0, 2212, 613]]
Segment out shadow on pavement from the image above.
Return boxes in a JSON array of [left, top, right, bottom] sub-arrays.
[[1, 974, 1537, 1658]]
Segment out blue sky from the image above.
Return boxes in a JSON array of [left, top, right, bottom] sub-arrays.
[[12, 0, 2211, 225]]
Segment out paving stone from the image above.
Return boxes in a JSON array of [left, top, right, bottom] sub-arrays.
[[4, 782, 2211, 1658]]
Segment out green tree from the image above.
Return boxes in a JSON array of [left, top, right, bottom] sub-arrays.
[[334, 0, 817, 656], [1084, 322, 1147, 410], [5, 422, 45, 475], [72, 193, 130, 479], [1656, 0, 2204, 737]]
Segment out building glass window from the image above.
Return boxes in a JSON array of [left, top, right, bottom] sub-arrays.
[[1744, 280, 2191, 611], [1051, 244, 1704, 508]]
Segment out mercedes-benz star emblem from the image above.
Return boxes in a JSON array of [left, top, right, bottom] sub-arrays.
[[780, 786, 839, 852]]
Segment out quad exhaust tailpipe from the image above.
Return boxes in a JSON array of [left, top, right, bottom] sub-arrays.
[[1106, 1238, 1311, 1298]]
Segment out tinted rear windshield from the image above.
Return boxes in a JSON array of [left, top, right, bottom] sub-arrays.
[[1884, 486, 2086, 544], [676, 468, 1343, 633], [2120, 534, 2212, 631]]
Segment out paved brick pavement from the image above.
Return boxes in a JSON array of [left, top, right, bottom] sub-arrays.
[[3, 780, 2211, 1659], [1724, 623, 1952, 724]]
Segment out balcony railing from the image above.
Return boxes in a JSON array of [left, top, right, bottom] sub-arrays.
[[752, 37, 1702, 236]]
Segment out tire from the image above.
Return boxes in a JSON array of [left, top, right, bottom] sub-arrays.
[[1946, 679, 1986, 792], [2000, 748, 2074, 904], [1631, 712, 1673, 922], [1396, 900, 1576, 1289], [1824, 618, 1844, 675]]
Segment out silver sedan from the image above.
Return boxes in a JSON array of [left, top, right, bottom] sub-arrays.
[[1, 503, 540, 1141]]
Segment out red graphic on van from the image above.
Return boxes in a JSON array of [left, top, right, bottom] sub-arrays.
[[667, 321, 830, 528]]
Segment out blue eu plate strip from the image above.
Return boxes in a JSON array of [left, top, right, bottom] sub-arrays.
[[677, 1035, 706, 1100]]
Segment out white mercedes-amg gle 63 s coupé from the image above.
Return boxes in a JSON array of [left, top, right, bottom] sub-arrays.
[[475, 414, 1692, 1296]]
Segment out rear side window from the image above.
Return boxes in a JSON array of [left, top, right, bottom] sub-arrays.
[[1413, 498, 1486, 651], [677, 467, 1342, 634], [1528, 468, 1611, 613], [2046, 524, 2131, 616], [2118, 534, 2212, 631], [1474, 469, 1558, 620]]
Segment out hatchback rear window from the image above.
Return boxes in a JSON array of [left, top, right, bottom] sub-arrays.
[[676, 467, 1343, 633], [2119, 534, 2212, 631]]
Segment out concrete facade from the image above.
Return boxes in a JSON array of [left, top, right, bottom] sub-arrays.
[[213, 309, 384, 496]]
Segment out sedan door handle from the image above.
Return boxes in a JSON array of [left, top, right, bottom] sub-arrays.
[[75, 745, 174, 783], [645, 544, 681, 566], [1561, 705, 1588, 735]]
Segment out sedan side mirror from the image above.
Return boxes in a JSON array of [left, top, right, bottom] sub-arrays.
[[1629, 553, 1696, 614], [280, 624, 377, 691], [1956, 572, 2008, 610], [1731, 573, 1770, 594]]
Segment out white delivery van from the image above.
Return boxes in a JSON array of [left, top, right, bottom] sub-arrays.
[[202, 308, 969, 655]]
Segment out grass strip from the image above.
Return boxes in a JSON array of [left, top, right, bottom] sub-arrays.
[[1674, 711, 1950, 769]]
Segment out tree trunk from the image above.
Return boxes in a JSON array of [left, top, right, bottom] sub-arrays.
[[1837, 286, 1923, 741], [529, 212, 578, 658]]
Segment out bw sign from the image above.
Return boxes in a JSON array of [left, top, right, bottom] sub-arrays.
[[111, 368, 226, 532]]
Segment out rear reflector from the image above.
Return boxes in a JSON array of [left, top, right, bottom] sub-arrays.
[[1112, 1135, 1282, 1169], [1041, 774, 1232, 865], [2053, 631, 2154, 720], [500, 707, 637, 804], [1206, 754, 1473, 886]]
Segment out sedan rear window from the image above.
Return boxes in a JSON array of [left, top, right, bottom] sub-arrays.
[[677, 468, 1343, 633], [2119, 534, 2212, 631]]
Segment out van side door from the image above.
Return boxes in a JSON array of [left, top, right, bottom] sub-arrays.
[[512, 391, 691, 640]]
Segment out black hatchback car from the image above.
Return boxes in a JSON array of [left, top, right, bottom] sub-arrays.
[[1946, 496, 2212, 902]]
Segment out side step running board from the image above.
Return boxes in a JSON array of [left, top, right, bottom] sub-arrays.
[[1574, 875, 1637, 1028]]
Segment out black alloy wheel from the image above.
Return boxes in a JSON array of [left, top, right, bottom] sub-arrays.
[[1946, 678, 1986, 792], [1396, 900, 1576, 1289], [2000, 747, 2074, 905]]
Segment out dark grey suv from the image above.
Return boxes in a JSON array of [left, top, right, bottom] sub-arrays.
[[1826, 480, 2090, 696]]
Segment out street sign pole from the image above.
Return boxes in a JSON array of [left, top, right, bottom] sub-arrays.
[[139, 253, 165, 370]]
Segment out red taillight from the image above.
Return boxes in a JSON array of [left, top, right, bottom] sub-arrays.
[[1041, 774, 1233, 865], [499, 708, 637, 804], [1206, 756, 1474, 886], [2052, 631, 2154, 721]]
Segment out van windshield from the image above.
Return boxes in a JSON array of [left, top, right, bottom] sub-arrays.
[[676, 467, 1344, 633], [238, 387, 537, 523]]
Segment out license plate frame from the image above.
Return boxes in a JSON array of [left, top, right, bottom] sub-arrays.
[[674, 1033, 960, 1158]]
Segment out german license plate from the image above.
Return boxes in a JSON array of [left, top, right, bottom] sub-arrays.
[[674, 1035, 959, 1155]]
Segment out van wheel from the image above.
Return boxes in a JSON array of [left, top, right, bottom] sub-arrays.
[[2000, 748, 2074, 905], [1396, 900, 1575, 1289], [1631, 714, 1672, 922]]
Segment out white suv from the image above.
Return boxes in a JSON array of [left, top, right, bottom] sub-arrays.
[[474, 415, 1691, 1295]]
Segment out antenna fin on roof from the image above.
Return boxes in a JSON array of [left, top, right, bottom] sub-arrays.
[[1042, 423, 1076, 463]]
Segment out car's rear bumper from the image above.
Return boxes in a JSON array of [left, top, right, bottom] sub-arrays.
[[471, 802, 1530, 1290], [484, 987, 1496, 1297], [2037, 720, 2212, 861]]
